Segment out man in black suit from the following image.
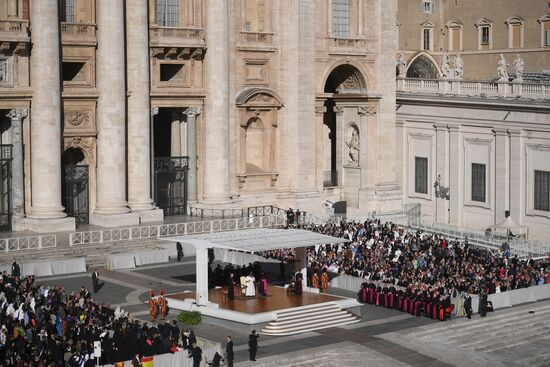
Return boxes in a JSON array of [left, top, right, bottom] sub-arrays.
[[464, 292, 472, 319], [176, 242, 184, 262], [189, 342, 202, 367], [226, 336, 234, 367], [248, 330, 259, 361], [92, 269, 100, 293]]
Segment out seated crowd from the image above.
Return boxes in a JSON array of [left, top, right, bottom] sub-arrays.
[[0, 272, 198, 367]]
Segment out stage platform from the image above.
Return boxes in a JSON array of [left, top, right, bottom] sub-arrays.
[[166, 286, 362, 333]]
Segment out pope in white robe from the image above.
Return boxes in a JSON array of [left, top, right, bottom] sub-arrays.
[[245, 275, 256, 297]]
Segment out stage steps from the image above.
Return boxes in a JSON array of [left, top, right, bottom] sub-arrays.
[[260, 302, 360, 336]]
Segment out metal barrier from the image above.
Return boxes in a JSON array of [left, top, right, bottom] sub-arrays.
[[247, 205, 286, 217], [0, 235, 57, 252], [188, 207, 244, 218], [69, 215, 287, 246]]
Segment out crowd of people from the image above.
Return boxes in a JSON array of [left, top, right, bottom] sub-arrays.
[[0, 265, 207, 367]]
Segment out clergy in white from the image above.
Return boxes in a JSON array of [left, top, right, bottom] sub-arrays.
[[245, 273, 256, 297]]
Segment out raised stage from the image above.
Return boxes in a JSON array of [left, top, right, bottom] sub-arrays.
[[166, 286, 362, 335]]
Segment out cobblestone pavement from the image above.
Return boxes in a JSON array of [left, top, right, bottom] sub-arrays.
[[36, 260, 550, 367]]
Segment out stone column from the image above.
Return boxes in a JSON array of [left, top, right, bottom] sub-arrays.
[[93, 0, 139, 226], [126, 0, 162, 223], [183, 107, 201, 203], [334, 105, 345, 187], [170, 111, 181, 157], [7, 108, 26, 225], [315, 103, 326, 192], [27, 0, 74, 232], [202, 0, 231, 204]]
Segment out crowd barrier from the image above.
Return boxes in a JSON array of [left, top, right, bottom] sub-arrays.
[[104, 341, 223, 367], [0, 257, 86, 277], [330, 273, 550, 315], [106, 249, 172, 270]]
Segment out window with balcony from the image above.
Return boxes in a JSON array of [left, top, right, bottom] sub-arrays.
[[332, 0, 350, 38], [61, 0, 75, 23], [421, 0, 434, 13], [471, 163, 486, 202], [414, 157, 428, 194], [534, 170, 550, 212], [243, 0, 267, 33], [447, 21, 463, 51], [156, 0, 179, 27]]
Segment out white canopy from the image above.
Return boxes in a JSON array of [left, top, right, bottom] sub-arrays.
[[168, 228, 349, 253], [490, 216, 529, 238]]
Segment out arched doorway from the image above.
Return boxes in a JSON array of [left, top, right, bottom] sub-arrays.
[[62, 148, 89, 224], [406, 54, 440, 79], [322, 64, 367, 188]]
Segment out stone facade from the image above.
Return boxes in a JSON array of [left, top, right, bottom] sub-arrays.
[[0, 0, 400, 232]]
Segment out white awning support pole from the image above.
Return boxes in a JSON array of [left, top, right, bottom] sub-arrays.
[[195, 246, 210, 306], [294, 247, 307, 291]]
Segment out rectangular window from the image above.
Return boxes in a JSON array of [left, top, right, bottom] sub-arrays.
[[481, 26, 490, 45], [545, 29, 550, 46], [156, 0, 179, 27], [423, 29, 431, 50], [450, 28, 460, 51], [421, 1, 434, 13], [415, 157, 428, 194], [511, 24, 521, 48], [332, 0, 350, 38], [471, 163, 486, 202], [61, 0, 75, 23], [534, 170, 550, 212]]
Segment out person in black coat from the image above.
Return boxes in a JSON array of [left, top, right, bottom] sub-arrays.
[[92, 269, 100, 293], [478, 290, 488, 317], [248, 330, 259, 361], [176, 242, 184, 262], [11, 258, 20, 278], [227, 273, 235, 300], [226, 336, 234, 367], [189, 343, 202, 367], [464, 292, 472, 319]]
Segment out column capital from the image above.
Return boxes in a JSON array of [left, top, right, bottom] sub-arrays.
[[151, 107, 159, 116], [334, 106, 345, 115], [433, 122, 447, 131], [315, 105, 326, 115], [184, 106, 202, 118], [7, 108, 28, 120]]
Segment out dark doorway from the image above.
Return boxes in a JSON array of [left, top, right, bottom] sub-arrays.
[[154, 156, 188, 216], [0, 145, 11, 231], [62, 148, 89, 225]]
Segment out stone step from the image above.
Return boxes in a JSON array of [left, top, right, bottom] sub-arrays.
[[456, 321, 550, 350], [270, 308, 344, 326], [265, 312, 357, 331], [474, 325, 550, 353]]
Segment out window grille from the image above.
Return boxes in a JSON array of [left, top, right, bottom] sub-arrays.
[[156, 0, 179, 27], [332, 0, 350, 38]]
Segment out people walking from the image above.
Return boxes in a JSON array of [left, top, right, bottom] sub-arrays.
[[248, 330, 259, 361]]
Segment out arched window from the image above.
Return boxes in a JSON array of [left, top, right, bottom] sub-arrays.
[[406, 54, 440, 79], [244, 117, 265, 172]]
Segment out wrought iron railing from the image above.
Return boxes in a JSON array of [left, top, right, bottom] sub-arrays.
[[69, 215, 287, 246], [247, 205, 286, 217], [323, 170, 338, 187], [0, 235, 56, 252]]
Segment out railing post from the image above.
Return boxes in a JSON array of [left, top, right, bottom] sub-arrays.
[[38, 236, 42, 249], [99, 231, 104, 244]]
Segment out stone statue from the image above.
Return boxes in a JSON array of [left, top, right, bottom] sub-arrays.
[[512, 54, 524, 82], [397, 52, 406, 78], [440, 53, 450, 79], [453, 53, 464, 79], [0, 59, 7, 82], [496, 54, 509, 82], [346, 127, 359, 166]]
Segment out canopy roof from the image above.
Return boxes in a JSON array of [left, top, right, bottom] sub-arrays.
[[168, 228, 349, 252]]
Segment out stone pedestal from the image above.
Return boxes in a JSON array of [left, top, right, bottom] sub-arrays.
[[26, 0, 75, 232], [93, 0, 138, 226]]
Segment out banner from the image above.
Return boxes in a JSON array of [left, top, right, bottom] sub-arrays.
[[142, 356, 154, 367]]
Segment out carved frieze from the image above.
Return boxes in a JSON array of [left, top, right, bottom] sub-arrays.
[[64, 111, 89, 127]]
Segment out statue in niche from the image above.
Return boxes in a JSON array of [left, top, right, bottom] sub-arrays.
[[397, 52, 406, 78], [453, 53, 464, 79], [440, 53, 450, 79], [496, 54, 509, 82], [512, 54, 524, 82], [346, 126, 359, 166], [0, 59, 7, 82]]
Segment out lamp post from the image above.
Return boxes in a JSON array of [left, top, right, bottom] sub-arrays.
[[434, 174, 450, 200]]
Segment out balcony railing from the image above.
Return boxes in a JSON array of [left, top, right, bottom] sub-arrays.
[[0, 20, 28, 40], [397, 78, 550, 100], [61, 23, 96, 43], [149, 26, 205, 47], [329, 37, 375, 53], [241, 31, 273, 43], [323, 170, 338, 187]]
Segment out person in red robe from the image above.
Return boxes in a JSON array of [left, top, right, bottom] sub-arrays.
[[158, 290, 168, 320], [148, 291, 158, 322], [259, 273, 268, 297]]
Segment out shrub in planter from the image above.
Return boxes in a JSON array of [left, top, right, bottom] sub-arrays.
[[177, 310, 201, 325]]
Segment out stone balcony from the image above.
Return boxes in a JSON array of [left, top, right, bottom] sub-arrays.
[[0, 19, 29, 43], [397, 78, 550, 100], [327, 37, 376, 56], [61, 23, 96, 46], [149, 26, 206, 48]]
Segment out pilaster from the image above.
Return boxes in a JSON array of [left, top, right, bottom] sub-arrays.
[[434, 123, 449, 223], [493, 128, 509, 225], [183, 107, 201, 204], [448, 125, 462, 225], [509, 129, 525, 225]]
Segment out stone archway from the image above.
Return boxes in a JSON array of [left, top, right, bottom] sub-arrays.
[[406, 53, 441, 79]]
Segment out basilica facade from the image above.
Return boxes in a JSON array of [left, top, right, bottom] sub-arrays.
[[0, 0, 400, 233]]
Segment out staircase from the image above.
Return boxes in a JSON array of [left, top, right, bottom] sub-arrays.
[[261, 302, 360, 336]]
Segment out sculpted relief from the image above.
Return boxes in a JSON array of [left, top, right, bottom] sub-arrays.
[[346, 125, 360, 166]]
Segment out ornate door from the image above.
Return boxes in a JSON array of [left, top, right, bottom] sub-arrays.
[[154, 157, 188, 216], [62, 165, 89, 225]]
